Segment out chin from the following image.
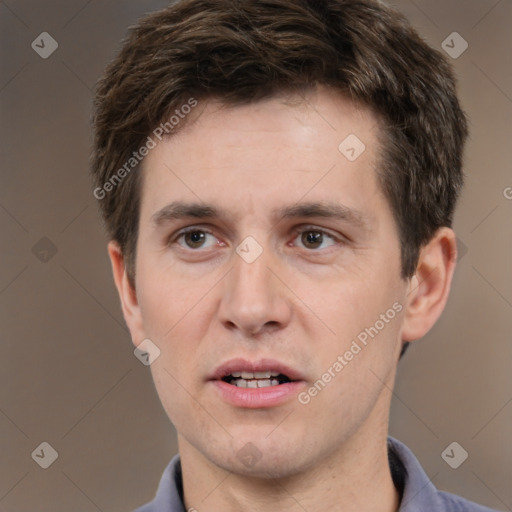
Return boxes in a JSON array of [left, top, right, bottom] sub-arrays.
[[224, 454, 309, 480], [210, 435, 316, 479]]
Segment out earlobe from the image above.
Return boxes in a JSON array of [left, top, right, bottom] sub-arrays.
[[401, 227, 458, 342], [107, 241, 145, 346]]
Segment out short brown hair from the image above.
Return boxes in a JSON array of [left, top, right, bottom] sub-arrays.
[[91, 0, 468, 285]]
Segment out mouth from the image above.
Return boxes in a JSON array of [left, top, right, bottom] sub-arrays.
[[210, 358, 304, 385], [208, 358, 305, 408], [221, 370, 294, 388]]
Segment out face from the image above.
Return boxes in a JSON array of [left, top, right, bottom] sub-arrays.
[[121, 87, 412, 477]]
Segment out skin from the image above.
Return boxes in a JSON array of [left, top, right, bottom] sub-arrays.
[[109, 86, 457, 512]]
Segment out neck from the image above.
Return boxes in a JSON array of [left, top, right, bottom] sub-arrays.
[[179, 426, 399, 512]]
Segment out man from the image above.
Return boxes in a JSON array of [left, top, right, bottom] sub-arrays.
[[91, 1, 499, 511]]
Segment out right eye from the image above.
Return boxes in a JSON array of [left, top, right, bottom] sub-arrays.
[[175, 229, 218, 249]]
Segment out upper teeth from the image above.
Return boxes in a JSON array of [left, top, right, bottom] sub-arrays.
[[236, 378, 279, 388], [231, 371, 280, 379]]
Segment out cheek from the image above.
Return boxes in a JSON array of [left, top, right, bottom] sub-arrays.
[[301, 263, 399, 333], [139, 280, 214, 428], [302, 294, 403, 436], [297, 262, 404, 387], [136, 261, 215, 340], [150, 364, 212, 438]]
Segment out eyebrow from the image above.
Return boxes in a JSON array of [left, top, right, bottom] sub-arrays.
[[151, 202, 222, 225], [150, 200, 370, 229], [276, 202, 369, 228]]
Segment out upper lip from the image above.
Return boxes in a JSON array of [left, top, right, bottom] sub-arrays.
[[209, 358, 306, 382]]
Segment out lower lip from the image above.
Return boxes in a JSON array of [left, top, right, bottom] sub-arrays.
[[210, 380, 305, 408]]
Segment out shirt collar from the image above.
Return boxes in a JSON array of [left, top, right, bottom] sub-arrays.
[[388, 436, 442, 511], [144, 436, 442, 512]]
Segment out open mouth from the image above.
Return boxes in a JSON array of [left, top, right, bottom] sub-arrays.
[[221, 371, 293, 388], [212, 360, 304, 407]]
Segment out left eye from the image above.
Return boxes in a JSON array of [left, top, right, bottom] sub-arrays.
[[176, 229, 218, 249], [293, 229, 337, 250]]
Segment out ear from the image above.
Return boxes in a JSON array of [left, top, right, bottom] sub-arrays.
[[401, 227, 458, 342], [108, 241, 145, 347]]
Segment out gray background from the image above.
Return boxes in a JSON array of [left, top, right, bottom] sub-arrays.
[[1, 0, 511, 510]]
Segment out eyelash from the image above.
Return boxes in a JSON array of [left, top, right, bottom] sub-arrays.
[[169, 225, 342, 251]]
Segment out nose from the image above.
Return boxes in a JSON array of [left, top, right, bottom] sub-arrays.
[[218, 246, 292, 337]]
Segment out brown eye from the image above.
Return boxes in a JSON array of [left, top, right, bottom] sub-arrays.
[[293, 228, 338, 251], [183, 231, 206, 249], [182, 230, 208, 248], [171, 227, 224, 253], [301, 230, 324, 249]]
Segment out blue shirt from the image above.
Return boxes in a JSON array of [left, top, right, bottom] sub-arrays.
[[134, 437, 500, 512]]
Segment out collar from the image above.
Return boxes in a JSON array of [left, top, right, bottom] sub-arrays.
[[136, 436, 491, 512]]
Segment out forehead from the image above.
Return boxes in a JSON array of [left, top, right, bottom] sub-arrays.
[[140, 87, 384, 221]]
